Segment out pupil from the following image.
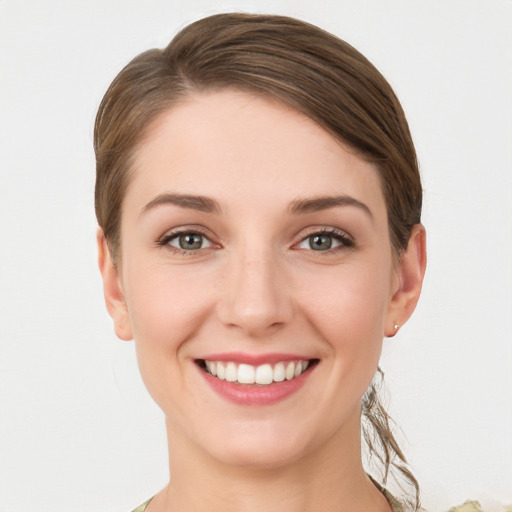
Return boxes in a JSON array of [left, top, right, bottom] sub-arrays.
[[311, 235, 332, 250], [180, 233, 202, 250]]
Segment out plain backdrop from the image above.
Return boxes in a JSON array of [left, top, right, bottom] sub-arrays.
[[0, 1, 511, 511]]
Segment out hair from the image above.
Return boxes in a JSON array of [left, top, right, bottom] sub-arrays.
[[94, 12, 422, 510]]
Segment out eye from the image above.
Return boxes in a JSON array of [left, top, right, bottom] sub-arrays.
[[305, 234, 336, 251], [297, 229, 353, 252], [165, 232, 213, 251]]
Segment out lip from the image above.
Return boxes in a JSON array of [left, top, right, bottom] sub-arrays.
[[198, 352, 312, 366], [196, 353, 317, 406]]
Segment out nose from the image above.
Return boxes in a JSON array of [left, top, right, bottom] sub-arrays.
[[216, 245, 293, 337]]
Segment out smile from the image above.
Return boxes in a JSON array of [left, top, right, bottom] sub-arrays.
[[196, 354, 318, 405], [202, 360, 311, 386]]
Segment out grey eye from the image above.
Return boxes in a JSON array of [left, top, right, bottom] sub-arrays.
[[297, 232, 347, 252], [169, 233, 209, 250], [179, 233, 203, 250], [308, 234, 333, 251]]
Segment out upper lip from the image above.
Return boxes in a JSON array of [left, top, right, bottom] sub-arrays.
[[197, 352, 314, 366]]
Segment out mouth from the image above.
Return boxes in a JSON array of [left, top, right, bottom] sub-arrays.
[[196, 358, 318, 386]]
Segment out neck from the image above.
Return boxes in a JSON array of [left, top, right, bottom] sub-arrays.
[[150, 410, 391, 512]]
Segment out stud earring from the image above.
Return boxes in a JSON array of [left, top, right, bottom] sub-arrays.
[[387, 322, 399, 338]]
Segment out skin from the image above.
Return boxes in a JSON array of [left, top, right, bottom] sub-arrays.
[[98, 90, 426, 512]]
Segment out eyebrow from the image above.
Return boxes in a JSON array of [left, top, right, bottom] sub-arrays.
[[141, 192, 373, 220], [141, 193, 221, 216], [287, 195, 373, 220]]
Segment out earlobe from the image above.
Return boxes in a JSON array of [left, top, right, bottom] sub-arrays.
[[385, 224, 427, 336], [96, 229, 133, 341]]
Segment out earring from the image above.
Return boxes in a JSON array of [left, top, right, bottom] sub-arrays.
[[388, 322, 399, 338]]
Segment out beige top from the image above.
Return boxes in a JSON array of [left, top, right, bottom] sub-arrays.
[[131, 498, 152, 512], [130, 485, 405, 512], [131, 496, 493, 512]]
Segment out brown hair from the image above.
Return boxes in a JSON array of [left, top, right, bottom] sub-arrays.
[[94, 12, 422, 509]]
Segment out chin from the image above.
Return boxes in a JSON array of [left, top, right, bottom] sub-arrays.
[[192, 411, 334, 470], [210, 434, 311, 469]]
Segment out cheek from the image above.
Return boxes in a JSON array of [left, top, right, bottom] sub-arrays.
[[122, 262, 216, 407], [299, 260, 391, 364], [125, 259, 212, 343]]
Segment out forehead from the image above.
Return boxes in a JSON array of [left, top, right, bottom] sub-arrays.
[[127, 90, 387, 220]]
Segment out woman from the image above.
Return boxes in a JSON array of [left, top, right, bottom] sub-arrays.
[[94, 13, 427, 512]]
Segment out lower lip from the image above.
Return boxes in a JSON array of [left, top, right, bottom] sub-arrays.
[[198, 364, 314, 406]]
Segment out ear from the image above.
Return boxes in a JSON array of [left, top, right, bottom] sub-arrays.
[[385, 224, 427, 337], [96, 229, 133, 341]]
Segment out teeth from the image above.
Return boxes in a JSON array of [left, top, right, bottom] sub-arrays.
[[225, 362, 237, 382], [216, 362, 226, 380], [273, 362, 285, 382], [255, 364, 273, 385], [204, 360, 311, 386], [238, 364, 255, 384], [285, 362, 295, 380]]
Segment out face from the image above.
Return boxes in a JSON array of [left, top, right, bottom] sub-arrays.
[[100, 90, 420, 469]]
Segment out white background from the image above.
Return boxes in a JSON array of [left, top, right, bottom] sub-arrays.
[[0, 1, 511, 511]]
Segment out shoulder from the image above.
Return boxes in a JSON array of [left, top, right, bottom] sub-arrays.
[[130, 497, 153, 512], [448, 501, 486, 512], [445, 499, 512, 512]]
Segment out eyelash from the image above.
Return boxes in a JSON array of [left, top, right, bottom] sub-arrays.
[[157, 228, 214, 255], [156, 227, 354, 255], [296, 228, 354, 252]]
